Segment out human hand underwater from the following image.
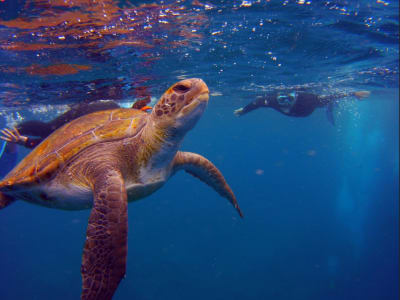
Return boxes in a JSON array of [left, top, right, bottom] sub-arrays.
[[353, 90, 371, 100], [0, 127, 28, 146], [233, 107, 244, 116]]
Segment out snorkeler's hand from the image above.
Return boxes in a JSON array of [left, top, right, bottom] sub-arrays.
[[354, 91, 371, 100], [0, 127, 28, 145], [234, 107, 244, 116]]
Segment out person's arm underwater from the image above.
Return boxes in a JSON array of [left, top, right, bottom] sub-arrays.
[[318, 90, 370, 105], [23, 137, 43, 148], [234, 96, 271, 116]]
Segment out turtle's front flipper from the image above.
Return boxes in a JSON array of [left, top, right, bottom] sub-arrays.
[[81, 169, 128, 300], [172, 151, 243, 218]]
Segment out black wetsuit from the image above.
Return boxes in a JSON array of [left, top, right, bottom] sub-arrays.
[[238, 91, 355, 117], [17, 100, 120, 148]]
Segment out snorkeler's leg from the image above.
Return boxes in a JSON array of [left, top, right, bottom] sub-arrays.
[[318, 90, 371, 105]]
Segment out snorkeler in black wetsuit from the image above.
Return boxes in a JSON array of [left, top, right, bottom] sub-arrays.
[[234, 90, 370, 125], [0, 98, 152, 149]]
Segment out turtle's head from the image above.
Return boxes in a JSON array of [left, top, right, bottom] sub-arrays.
[[151, 78, 209, 134]]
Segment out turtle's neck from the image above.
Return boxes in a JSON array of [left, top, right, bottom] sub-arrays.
[[139, 117, 184, 170]]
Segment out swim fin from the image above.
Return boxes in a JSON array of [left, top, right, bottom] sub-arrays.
[[326, 102, 337, 126]]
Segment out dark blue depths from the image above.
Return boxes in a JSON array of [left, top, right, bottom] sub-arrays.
[[0, 1, 398, 300]]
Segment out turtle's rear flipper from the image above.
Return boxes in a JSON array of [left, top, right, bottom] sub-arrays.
[[81, 169, 128, 300], [172, 151, 243, 218], [0, 192, 14, 210]]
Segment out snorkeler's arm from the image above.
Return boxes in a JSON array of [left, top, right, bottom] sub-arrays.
[[234, 96, 269, 116], [16, 120, 52, 138], [24, 138, 43, 149], [318, 90, 371, 105]]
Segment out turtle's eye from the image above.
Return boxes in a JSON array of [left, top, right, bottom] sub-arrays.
[[173, 84, 190, 93]]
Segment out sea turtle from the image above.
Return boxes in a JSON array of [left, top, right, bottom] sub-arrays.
[[0, 78, 243, 300]]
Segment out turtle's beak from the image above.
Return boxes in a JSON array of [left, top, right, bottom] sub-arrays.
[[196, 79, 209, 103]]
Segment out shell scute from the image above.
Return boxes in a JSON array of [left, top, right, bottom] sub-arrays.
[[110, 109, 143, 120], [35, 152, 63, 173], [1, 108, 147, 187], [57, 133, 95, 161], [94, 118, 135, 140]]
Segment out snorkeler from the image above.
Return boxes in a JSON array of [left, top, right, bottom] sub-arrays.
[[234, 90, 370, 125], [0, 98, 152, 149]]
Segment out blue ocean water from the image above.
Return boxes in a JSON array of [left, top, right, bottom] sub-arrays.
[[0, 0, 398, 299]]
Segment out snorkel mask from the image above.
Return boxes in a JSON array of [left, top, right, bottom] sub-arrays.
[[277, 92, 296, 106]]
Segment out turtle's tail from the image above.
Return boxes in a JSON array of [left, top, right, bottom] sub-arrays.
[[0, 192, 14, 210]]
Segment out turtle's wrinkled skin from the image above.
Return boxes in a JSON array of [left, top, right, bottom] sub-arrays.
[[0, 78, 243, 300]]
